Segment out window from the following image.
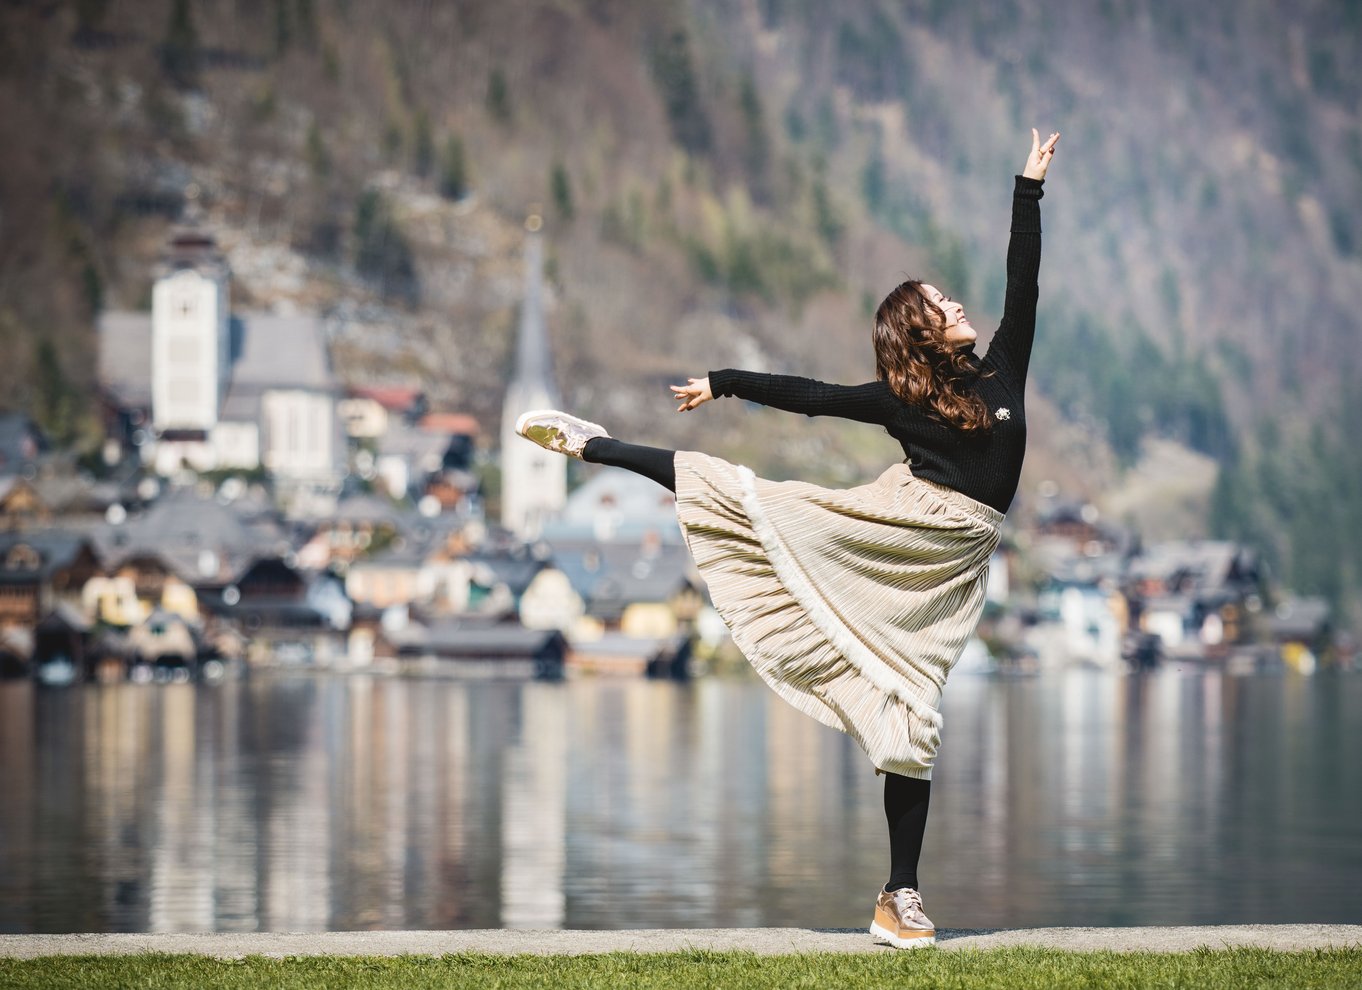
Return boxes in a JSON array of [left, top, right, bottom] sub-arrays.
[[168, 336, 200, 364], [4, 545, 40, 571]]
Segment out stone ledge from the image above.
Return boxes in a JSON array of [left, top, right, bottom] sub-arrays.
[[3, 925, 1361, 958]]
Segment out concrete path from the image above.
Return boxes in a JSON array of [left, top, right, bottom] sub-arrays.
[[3, 926, 1361, 958]]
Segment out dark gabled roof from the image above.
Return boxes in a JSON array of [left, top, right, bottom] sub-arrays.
[[465, 552, 549, 596], [86, 487, 287, 584], [0, 530, 101, 582], [547, 537, 696, 609], [1127, 540, 1249, 591]]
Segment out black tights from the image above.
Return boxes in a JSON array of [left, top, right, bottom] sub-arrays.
[[582, 437, 676, 492], [585, 435, 928, 891], [884, 773, 931, 892]]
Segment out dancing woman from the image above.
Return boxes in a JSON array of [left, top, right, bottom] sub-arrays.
[[517, 128, 1059, 948]]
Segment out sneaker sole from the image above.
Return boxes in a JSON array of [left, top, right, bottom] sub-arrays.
[[869, 920, 936, 949]]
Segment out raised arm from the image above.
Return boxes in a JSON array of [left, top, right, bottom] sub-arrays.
[[982, 129, 1057, 379], [672, 370, 891, 425]]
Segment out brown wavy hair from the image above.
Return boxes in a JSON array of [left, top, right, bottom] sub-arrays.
[[873, 280, 995, 433]]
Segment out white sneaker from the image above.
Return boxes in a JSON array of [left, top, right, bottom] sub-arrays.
[[514, 409, 610, 459]]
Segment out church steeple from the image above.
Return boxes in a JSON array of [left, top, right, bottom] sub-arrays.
[[500, 214, 566, 539], [511, 215, 558, 403]]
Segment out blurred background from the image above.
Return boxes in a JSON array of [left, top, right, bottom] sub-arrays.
[[0, 0, 1359, 933]]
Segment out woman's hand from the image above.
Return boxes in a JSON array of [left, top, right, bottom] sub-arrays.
[[670, 376, 713, 412], [1023, 128, 1059, 180]]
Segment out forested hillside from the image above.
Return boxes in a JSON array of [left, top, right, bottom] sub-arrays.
[[1, 0, 1359, 624]]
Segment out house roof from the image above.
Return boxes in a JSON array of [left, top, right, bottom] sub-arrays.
[[86, 487, 287, 584], [0, 413, 49, 469], [229, 312, 336, 392], [377, 420, 451, 460], [96, 311, 154, 408], [1269, 597, 1331, 639], [541, 466, 684, 544], [332, 494, 405, 526], [0, 530, 101, 582], [220, 313, 338, 424], [350, 385, 423, 411], [465, 552, 549, 596], [405, 619, 566, 657], [1127, 540, 1251, 591], [417, 412, 480, 436], [546, 537, 697, 614]]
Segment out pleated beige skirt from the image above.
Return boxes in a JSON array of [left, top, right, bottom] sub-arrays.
[[674, 450, 1004, 779]]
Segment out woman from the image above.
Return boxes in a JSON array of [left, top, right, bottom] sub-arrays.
[[517, 127, 1059, 948]]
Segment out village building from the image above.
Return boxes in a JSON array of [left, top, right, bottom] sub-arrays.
[[96, 220, 344, 513], [1124, 539, 1267, 653], [542, 468, 681, 545], [296, 493, 406, 570], [338, 386, 428, 441], [396, 618, 567, 680], [200, 556, 352, 666], [83, 486, 289, 613], [342, 514, 475, 613], [0, 531, 103, 631], [0, 477, 52, 531]]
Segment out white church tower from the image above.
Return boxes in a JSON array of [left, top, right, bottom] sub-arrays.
[[500, 215, 566, 540], [150, 207, 231, 473]]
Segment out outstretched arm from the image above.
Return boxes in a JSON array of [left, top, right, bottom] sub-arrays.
[[671, 370, 891, 425], [983, 128, 1058, 379]]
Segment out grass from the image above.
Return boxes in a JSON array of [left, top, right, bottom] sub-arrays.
[[3, 947, 1361, 990]]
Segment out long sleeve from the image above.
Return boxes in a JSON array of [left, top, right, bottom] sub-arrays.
[[982, 175, 1044, 379], [709, 369, 892, 425]]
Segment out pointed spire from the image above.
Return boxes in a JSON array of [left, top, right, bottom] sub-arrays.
[[511, 213, 556, 400]]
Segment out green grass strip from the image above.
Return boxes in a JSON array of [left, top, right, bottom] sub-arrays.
[[3, 947, 1362, 990]]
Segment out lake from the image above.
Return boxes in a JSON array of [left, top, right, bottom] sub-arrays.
[[1, 665, 1359, 933]]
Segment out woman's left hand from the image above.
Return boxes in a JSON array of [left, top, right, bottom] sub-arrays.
[[1023, 128, 1060, 180], [670, 377, 713, 412]]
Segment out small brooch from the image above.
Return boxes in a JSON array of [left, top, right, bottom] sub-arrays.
[[995, 407, 1011, 420]]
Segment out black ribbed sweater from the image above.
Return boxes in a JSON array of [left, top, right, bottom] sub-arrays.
[[708, 175, 1045, 514]]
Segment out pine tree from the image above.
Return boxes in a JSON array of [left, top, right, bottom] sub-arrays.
[[551, 162, 574, 221], [439, 134, 467, 200], [413, 110, 435, 178], [486, 68, 512, 125], [160, 0, 200, 90], [650, 27, 710, 154]]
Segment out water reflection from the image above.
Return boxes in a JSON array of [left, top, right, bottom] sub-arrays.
[[1, 668, 1359, 933]]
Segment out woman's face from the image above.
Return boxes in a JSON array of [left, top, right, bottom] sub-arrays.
[[920, 283, 976, 346]]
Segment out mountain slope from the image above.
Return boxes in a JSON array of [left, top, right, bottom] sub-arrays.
[[2, 0, 1359, 622]]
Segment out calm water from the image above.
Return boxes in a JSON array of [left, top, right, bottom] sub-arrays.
[[1, 667, 1359, 933]]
